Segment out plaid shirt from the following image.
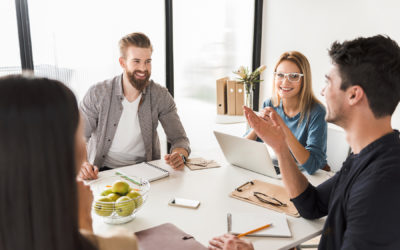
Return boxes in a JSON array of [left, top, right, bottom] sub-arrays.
[[80, 74, 190, 167]]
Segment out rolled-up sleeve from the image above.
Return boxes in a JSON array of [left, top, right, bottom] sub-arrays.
[[300, 108, 327, 174], [291, 174, 336, 219], [157, 88, 191, 155], [79, 85, 100, 141]]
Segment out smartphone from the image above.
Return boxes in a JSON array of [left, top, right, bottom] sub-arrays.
[[168, 197, 200, 209]]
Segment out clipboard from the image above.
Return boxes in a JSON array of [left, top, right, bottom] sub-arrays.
[[230, 180, 299, 217]]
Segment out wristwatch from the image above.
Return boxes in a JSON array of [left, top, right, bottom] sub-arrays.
[[179, 153, 187, 164]]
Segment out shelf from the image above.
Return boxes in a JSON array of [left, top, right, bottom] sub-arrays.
[[215, 114, 246, 124]]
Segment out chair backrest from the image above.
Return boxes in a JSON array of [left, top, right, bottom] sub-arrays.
[[326, 126, 350, 172]]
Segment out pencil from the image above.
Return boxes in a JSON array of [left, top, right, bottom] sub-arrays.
[[237, 223, 272, 238], [115, 171, 142, 186]]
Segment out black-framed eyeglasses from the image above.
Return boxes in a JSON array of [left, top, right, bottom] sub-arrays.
[[273, 72, 303, 82], [236, 181, 254, 192], [253, 191, 287, 207]]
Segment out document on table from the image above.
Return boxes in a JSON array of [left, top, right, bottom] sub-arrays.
[[84, 160, 170, 186], [228, 212, 292, 237], [102, 161, 169, 182]]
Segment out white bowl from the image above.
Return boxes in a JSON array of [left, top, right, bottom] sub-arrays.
[[90, 175, 150, 224]]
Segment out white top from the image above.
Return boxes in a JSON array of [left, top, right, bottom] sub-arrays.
[[104, 94, 146, 168]]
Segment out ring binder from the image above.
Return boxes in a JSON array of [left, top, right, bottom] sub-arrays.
[[145, 162, 170, 173]]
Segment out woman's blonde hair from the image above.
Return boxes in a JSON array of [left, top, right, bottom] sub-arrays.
[[271, 51, 321, 125]]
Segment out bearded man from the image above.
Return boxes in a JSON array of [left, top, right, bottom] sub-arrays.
[[78, 32, 190, 180]]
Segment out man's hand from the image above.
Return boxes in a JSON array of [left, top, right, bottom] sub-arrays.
[[260, 107, 287, 130], [164, 152, 185, 170], [78, 161, 99, 180], [77, 180, 93, 232], [244, 106, 287, 154], [209, 234, 254, 250]]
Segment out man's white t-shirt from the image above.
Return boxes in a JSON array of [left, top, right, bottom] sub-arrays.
[[104, 94, 146, 168]]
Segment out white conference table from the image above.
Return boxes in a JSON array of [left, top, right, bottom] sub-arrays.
[[93, 147, 329, 250], [92, 149, 331, 250]]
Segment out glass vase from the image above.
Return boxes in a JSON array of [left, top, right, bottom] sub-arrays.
[[244, 83, 254, 110]]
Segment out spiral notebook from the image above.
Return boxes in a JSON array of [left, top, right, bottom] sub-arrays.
[[97, 160, 169, 182]]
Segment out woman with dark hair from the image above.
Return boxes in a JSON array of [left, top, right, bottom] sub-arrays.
[[0, 75, 137, 250]]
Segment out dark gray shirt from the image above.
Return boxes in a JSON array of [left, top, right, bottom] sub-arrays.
[[80, 74, 190, 167], [292, 130, 400, 249]]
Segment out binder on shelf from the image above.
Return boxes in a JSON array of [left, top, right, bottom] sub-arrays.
[[216, 77, 229, 115], [235, 82, 244, 115], [227, 80, 237, 115]]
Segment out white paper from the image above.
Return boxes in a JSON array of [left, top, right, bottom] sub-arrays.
[[229, 212, 291, 237]]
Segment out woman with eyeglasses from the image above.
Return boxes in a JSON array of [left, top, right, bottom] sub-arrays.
[[0, 75, 138, 250], [246, 51, 328, 175]]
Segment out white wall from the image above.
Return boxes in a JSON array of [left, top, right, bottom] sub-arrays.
[[259, 0, 400, 129]]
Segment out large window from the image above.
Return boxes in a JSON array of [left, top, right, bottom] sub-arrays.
[[173, 0, 254, 153], [28, 0, 166, 100], [0, 0, 22, 76]]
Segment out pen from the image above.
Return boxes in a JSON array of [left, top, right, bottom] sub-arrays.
[[237, 223, 272, 238], [227, 213, 232, 233], [115, 171, 142, 186]]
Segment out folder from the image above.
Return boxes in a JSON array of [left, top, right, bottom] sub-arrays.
[[135, 223, 207, 250], [216, 77, 229, 114], [235, 82, 244, 115], [227, 80, 237, 115], [230, 180, 299, 217]]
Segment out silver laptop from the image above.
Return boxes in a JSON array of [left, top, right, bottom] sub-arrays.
[[214, 131, 281, 179]]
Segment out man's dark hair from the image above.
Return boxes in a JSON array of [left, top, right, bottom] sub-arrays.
[[329, 35, 400, 118], [0, 75, 96, 250]]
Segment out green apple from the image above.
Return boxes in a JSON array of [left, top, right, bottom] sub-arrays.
[[100, 188, 113, 196], [107, 193, 121, 201], [112, 181, 130, 195], [127, 190, 143, 208], [115, 196, 135, 217], [94, 197, 114, 216]]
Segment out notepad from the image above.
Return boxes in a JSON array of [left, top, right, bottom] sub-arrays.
[[98, 161, 169, 182], [228, 212, 291, 237]]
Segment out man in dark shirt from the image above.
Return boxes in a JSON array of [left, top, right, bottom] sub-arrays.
[[209, 35, 400, 250]]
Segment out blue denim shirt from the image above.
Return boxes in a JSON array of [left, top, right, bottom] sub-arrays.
[[253, 99, 327, 174]]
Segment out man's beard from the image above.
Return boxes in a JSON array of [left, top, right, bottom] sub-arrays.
[[126, 70, 150, 92]]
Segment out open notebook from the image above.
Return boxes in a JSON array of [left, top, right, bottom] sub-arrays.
[[228, 212, 291, 237], [97, 160, 169, 182]]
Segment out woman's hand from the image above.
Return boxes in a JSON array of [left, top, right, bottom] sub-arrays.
[[209, 234, 254, 250], [77, 180, 93, 232]]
